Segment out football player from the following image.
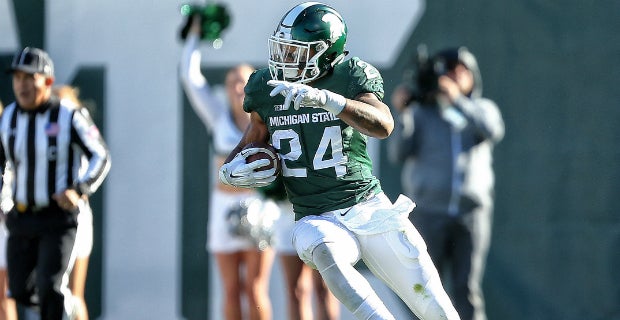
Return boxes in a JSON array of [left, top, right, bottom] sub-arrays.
[[220, 2, 460, 319]]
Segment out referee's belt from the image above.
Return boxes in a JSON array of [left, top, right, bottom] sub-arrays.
[[16, 202, 51, 213]]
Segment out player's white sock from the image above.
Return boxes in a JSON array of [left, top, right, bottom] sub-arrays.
[[312, 242, 395, 320]]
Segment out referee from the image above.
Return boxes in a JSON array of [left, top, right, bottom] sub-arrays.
[[1, 47, 111, 320]]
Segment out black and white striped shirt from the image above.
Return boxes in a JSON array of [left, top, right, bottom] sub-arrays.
[[0, 96, 111, 208]]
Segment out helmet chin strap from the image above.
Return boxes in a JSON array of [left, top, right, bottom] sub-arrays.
[[330, 51, 348, 67]]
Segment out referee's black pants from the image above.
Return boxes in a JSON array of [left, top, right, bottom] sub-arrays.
[[5, 205, 78, 320]]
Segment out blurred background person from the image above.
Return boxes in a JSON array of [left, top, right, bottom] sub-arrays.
[[0, 99, 17, 320], [1, 82, 104, 320], [388, 46, 504, 320], [52, 85, 96, 320], [2, 47, 110, 320], [179, 14, 275, 320]]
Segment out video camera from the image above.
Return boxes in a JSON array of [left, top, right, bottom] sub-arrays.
[[411, 45, 469, 103], [412, 44, 450, 102]]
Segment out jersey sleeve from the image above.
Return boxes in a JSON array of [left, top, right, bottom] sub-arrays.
[[344, 57, 385, 101], [71, 108, 111, 196], [243, 68, 272, 116]]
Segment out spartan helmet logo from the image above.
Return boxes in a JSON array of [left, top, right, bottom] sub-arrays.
[[323, 12, 346, 43]]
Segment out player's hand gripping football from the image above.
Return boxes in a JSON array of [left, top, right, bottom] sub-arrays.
[[267, 80, 347, 115], [219, 147, 277, 188]]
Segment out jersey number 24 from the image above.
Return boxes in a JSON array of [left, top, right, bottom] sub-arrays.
[[272, 126, 346, 178]]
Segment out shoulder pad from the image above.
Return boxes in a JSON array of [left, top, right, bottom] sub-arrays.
[[245, 68, 271, 95]]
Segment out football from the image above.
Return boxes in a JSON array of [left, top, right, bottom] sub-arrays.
[[242, 142, 281, 175]]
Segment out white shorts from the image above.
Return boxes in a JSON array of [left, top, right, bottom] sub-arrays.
[[74, 199, 94, 258], [207, 189, 259, 253], [272, 201, 296, 254]]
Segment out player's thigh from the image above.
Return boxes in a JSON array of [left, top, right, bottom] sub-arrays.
[[292, 214, 360, 269], [359, 227, 458, 320]]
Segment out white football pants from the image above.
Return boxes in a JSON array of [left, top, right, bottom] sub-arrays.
[[293, 193, 460, 320]]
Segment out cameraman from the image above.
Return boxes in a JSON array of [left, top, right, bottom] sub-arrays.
[[388, 47, 504, 320]]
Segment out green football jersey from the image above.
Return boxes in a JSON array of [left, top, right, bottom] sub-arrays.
[[244, 57, 384, 220]]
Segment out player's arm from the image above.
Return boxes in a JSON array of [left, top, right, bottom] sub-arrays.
[[223, 111, 270, 163], [267, 81, 394, 139], [219, 112, 275, 188], [337, 92, 394, 139]]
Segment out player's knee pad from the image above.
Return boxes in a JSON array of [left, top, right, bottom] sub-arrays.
[[359, 228, 430, 287], [311, 242, 355, 273], [356, 212, 429, 272], [387, 223, 428, 266]]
